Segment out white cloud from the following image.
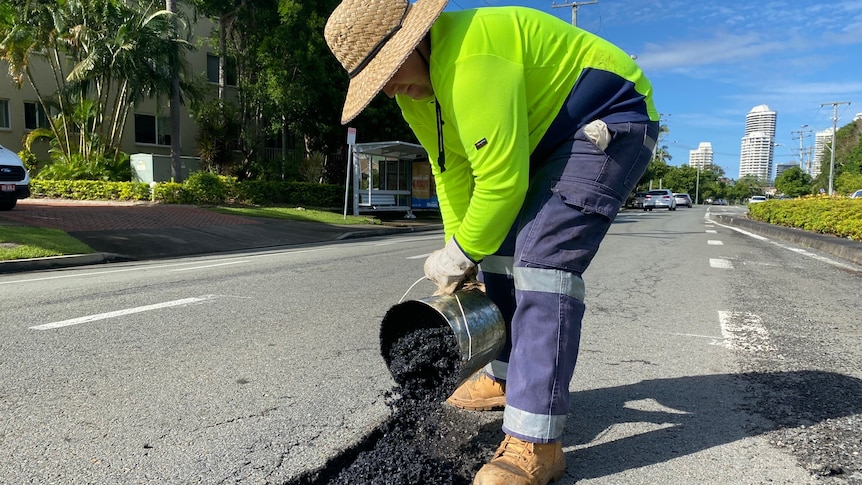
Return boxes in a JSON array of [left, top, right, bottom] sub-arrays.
[[636, 34, 782, 72]]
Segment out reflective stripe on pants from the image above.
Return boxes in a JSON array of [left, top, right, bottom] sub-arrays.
[[478, 120, 658, 443]]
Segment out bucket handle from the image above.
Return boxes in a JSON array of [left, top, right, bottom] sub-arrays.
[[399, 276, 475, 360], [398, 276, 429, 303]]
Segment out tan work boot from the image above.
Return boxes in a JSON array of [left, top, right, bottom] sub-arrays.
[[446, 373, 506, 411], [473, 435, 566, 485]]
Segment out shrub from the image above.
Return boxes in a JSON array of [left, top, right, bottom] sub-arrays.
[[32, 179, 150, 201], [183, 171, 227, 205], [748, 196, 862, 241]]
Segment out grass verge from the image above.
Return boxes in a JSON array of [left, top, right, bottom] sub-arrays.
[[0, 226, 94, 261], [210, 206, 383, 225]]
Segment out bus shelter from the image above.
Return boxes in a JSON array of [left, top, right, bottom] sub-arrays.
[[346, 141, 432, 218]]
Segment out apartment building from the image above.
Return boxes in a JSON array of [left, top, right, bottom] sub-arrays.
[[739, 104, 777, 183], [0, 15, 230, 163], [812, 128, 834, 179], [688, 141, 714, 170]]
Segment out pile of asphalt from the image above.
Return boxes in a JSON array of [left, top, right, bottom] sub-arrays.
[[286, 323, 499, 484]]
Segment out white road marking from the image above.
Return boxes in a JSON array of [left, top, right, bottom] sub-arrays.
[[707, 240, 724, 245], [170, 261, 248, 271], [717, 311, 775, 352], [407, 253, 431, 260], [710, 258, 733, 269], [0, 251, 318, 285], [707, 218, 861, 272], [706, 229, 717, 234], [660, 331, 724, 341], [1, 235, 433, 286], [30, 295, 219, 330]]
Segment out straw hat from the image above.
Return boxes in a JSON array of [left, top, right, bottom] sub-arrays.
[[325, 0, 449, 124]]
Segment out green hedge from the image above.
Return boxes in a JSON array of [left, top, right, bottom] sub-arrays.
[[30, 175, 344, 209], [748, 196, 862, 241], [32, 180, 152, 201]]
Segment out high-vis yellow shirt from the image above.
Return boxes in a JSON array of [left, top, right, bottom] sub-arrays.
[[397, 7, 657, 262]]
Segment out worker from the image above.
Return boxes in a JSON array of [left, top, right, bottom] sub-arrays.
[[325, 0, 658, 483]]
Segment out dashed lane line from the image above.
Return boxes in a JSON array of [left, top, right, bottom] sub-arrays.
[[707, 217, 861, 272], [30, 295, 220, 330]]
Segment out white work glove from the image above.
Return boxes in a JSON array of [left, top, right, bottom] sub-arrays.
[[424, 238, 477, 296]]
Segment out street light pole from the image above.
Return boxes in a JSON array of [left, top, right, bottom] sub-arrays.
[[791, 125, 811, 171], [695, 164, 700, 205], [820, 101, 851, 195]]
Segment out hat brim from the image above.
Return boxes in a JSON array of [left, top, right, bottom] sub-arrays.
[[340, 0, 448, 124]]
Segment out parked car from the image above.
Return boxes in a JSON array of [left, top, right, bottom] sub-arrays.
[[850, 189, 862, 199], [643, 189, 676, 211], [748, 195, 767, 204], [711, 198, 728, 206], [628, 191, 647, 208], [0, 144, 30, 210], [673, 193, 693, 208]]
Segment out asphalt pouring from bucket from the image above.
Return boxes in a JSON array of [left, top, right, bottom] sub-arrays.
[[285, 290, 505, 484]]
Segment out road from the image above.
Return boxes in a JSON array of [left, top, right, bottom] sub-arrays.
[[1, 205, 860, 484]]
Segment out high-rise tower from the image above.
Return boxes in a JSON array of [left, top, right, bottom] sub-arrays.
[[689, 142, 714, 169], [812, 128, 834, 179], [739, 105, 777, 183]]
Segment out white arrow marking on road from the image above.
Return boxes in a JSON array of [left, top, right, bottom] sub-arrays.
[[30, 295, 219, 330]]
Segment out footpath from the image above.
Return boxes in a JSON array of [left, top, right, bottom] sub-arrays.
[[1, 199, 861, 273], [0, 199, 443, 274]]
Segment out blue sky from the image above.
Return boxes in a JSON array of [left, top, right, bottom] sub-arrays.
[[446, 0, 862, 179]]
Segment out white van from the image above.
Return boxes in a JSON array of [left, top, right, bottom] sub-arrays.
[[0, 144, 31, 210]]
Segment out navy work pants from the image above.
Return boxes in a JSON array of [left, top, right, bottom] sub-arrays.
[[478, 120, 658, 443]]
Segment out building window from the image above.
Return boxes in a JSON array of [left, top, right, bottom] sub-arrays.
[[206, 53, 237, 86], [134, 114, 172, 145], [207, 54, 219, 83], [0, 100, 9, 129], [24, 101, 48, 129]]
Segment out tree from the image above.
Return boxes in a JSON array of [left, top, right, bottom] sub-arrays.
[[728, 175, 763, 202], [812, 119, 862, 195], [662, 165, 697, 194], [774, 166, 812, 197], [695, 167, 726, 204], [1, 0, 196, 176]]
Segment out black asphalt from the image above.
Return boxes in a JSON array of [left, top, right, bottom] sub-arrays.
[[1, 199, 861, 273]]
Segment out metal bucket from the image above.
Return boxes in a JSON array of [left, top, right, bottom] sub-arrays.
[[380, 288, 505, 388]]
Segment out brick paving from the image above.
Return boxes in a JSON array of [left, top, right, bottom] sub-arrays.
[[0, 199, 260, 232]]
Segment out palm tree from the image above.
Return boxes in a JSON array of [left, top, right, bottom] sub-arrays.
[[3, 0, 194, 173]]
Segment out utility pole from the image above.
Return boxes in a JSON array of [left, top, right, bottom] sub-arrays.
[[552, 0, 598, 26], [791, 125, 812, 171], [820, 101, 851, 195]]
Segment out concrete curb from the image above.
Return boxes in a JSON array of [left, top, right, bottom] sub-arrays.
[[709, 214, 862, 267], [0, 252, 132, 274], [337, 224, 443, 240]]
